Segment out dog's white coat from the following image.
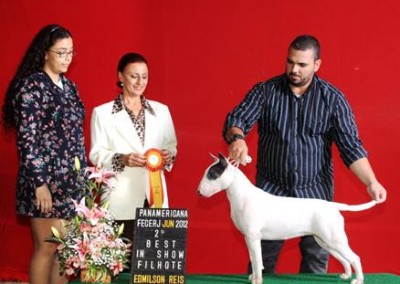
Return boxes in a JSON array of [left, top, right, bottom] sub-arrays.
[[197, 154, 376, 284]]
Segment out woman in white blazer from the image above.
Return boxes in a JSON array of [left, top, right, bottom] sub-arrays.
[[89, 53, 177, 243]]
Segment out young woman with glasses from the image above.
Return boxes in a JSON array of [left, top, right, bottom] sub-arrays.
[[1, 24, 86, 284]]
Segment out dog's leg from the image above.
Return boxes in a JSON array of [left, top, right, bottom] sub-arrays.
[[245, 235, 263, 284], [330, 243, 364, 284], [340, 248, 363, 284], [314, 236, 352, 280], [316, 215, 364, 284]]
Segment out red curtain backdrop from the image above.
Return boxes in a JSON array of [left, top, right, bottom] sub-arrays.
[[1, 0, 399, 281]]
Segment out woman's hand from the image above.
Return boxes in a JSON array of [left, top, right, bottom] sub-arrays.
[[122, 152, 146, 167], [35, 184, 52, 214], [161, 149, 174, 165]]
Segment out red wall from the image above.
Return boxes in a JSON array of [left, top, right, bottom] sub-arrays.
[[1, 0, 399, 280]]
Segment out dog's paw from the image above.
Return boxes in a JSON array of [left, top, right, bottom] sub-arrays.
[[248, 273, 262, 284], [340, 273, 351, 280], [351, 279, 364, 284], [251, 278, 263, 284]]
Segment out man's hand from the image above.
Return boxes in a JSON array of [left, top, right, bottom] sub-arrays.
[[367, 181, 387, 203], [229, 139, 249, 166], [349, 157, 387, 204]]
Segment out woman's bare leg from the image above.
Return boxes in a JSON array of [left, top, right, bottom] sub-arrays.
[[30, 218, 68, 284]]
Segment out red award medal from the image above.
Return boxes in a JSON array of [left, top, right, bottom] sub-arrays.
[[145, 148, 164, 171], [144, 148, 164, 208]]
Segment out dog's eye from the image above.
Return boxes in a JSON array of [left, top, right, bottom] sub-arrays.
[[207, 169, 218, 180]]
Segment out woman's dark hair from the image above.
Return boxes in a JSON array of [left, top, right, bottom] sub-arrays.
[[1, 24, 73, 130], [116, 52, 148, 88]]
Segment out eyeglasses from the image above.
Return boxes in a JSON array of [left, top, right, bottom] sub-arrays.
[[48, 49, 76, 59]]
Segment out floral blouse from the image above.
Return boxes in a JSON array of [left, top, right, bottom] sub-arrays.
[[13, 71, 87, 218]]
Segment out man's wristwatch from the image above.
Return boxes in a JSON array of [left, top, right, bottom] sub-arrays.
[[228, 133, 245, 144]]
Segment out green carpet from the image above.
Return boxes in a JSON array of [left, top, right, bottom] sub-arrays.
[[70, 273, 400, 284], [189, 274, 399, 283]]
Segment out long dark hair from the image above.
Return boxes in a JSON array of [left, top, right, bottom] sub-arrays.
[[116, 52, 148, 88], [1, 24, 73, 130]]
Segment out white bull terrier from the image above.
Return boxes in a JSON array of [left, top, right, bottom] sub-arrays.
[[197, 153, 377, 284]]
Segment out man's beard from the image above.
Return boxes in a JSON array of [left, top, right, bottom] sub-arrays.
[[287, 73, 310, 87]]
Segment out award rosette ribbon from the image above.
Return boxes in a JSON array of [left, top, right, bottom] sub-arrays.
[[145, 148, 165, 208]]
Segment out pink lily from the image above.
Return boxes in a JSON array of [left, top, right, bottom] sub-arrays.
[[85, 166, 115, 187], [73, 198, 106, 226], [76, 232, 91, 262], [111, 261, 124, 275]]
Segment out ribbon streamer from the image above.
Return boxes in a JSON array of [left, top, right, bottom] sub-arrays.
[[145, 148, 164, 208]]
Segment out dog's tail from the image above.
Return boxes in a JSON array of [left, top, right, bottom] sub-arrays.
[[334, 200, 377, 212]]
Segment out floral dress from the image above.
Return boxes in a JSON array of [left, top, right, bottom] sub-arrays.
[[13, 71, 87, 218]]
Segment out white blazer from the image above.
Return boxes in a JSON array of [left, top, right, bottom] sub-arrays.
[[89, 99, 177, 220]]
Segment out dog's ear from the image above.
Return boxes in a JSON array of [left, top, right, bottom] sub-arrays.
[[218, 152, 228, 167], [209, 152, 219, 162]]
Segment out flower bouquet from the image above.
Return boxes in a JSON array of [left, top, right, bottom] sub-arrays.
[[48, 158, 131, 283]]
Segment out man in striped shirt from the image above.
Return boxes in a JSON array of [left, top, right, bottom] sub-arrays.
[[223, 35, 387, 274]]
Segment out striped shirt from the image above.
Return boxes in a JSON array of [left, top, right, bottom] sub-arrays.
[[223, 74, 367, 201]]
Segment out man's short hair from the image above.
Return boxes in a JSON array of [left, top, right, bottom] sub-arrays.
[[290, 35, 320, 60]]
